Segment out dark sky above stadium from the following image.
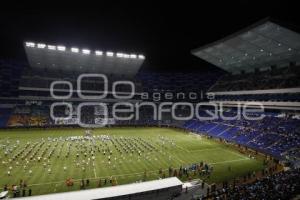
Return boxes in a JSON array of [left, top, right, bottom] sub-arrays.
[[0, 1, 299, 72]]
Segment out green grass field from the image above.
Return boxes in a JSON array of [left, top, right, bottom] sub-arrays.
[[0, 127, 265, 196]]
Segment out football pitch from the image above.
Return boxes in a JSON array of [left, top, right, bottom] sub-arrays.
[[0, 127, 265, 196]]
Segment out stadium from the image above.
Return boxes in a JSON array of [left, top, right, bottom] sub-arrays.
[[0, 3, 300, 200]]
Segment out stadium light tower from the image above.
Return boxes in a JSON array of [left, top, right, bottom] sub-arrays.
[[24, 41, 145, 77], [71, 47, 79, 53], [47, 45, 56, 50], [106, 51, 114, 57], [130, 54, 137, 59], [95, 50, 103, 56], [82, 49, 91, 54], [57, 46, 66, 51], [138, 54, 145, 59], [116, 53, 124, 58], [37, 43, 46, 49], [25, 42, 35, 47]]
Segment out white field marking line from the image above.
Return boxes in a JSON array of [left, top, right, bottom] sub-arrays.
[[155, 144, 185, 165], [183, 132, 248, 158], [188, 147, 223, 153], [164, 143, 186, 164], [175, 156, 185, 164], [168, 151, 185, 164], [155, 141, 186, 164], [0, 157, 250, 189], [155, 152, 174, 167], [175, 144, 190, 153], [223, 148, 248, 159], [25, 169, 165, 187], [210, 158, 250, 165], [93, 161, 97, 178], [187, 131, 216, 145]]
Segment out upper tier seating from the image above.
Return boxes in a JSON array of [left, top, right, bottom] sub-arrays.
[[210, 66, 300, 92]]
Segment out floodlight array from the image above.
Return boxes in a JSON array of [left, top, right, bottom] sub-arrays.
[[106, 51, 114, 57], [25, 42, 145, 60], [82, 49, 91, 55], [95, 50, 103, 56], [71, 48, 79, 53], [47, 45, 56, 50], [37, 43, 46, 49], [57, 46, 66, 51]]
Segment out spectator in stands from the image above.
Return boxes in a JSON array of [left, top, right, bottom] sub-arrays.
[[211, 169, 300, 199]]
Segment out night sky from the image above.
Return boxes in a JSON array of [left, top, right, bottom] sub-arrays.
[[0, 1, 299, 72]]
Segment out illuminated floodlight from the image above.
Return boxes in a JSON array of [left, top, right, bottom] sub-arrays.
[[138, 54, 145, 59], [47, 45, 56, 50], [37, 43, 46, 49], [123, 54, 130, 58], [106, 51, 114, 57], [95, 50, 103, 56], [25, 42, 35, 47], [130, 54, 137, 59], [57, 46, 66, 51], [71, 47, 79, 53], [82, 49, 91, 54], [116, 53, 124, 58]]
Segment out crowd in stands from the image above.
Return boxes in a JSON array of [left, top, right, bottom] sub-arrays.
[[1, 104, 178, 128], [5, 105, 49, 127], [7, 115, 47, 127], [137, 71, 221, 93], [210, 65, 300, 92], [209, 168, 300, 200], [213, 92, 300, 102]]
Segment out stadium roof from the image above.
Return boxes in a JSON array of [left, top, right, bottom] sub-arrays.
[[24, 42, 145, 77], [191, 19, 300, 73], [17, 177, 182, 200]]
